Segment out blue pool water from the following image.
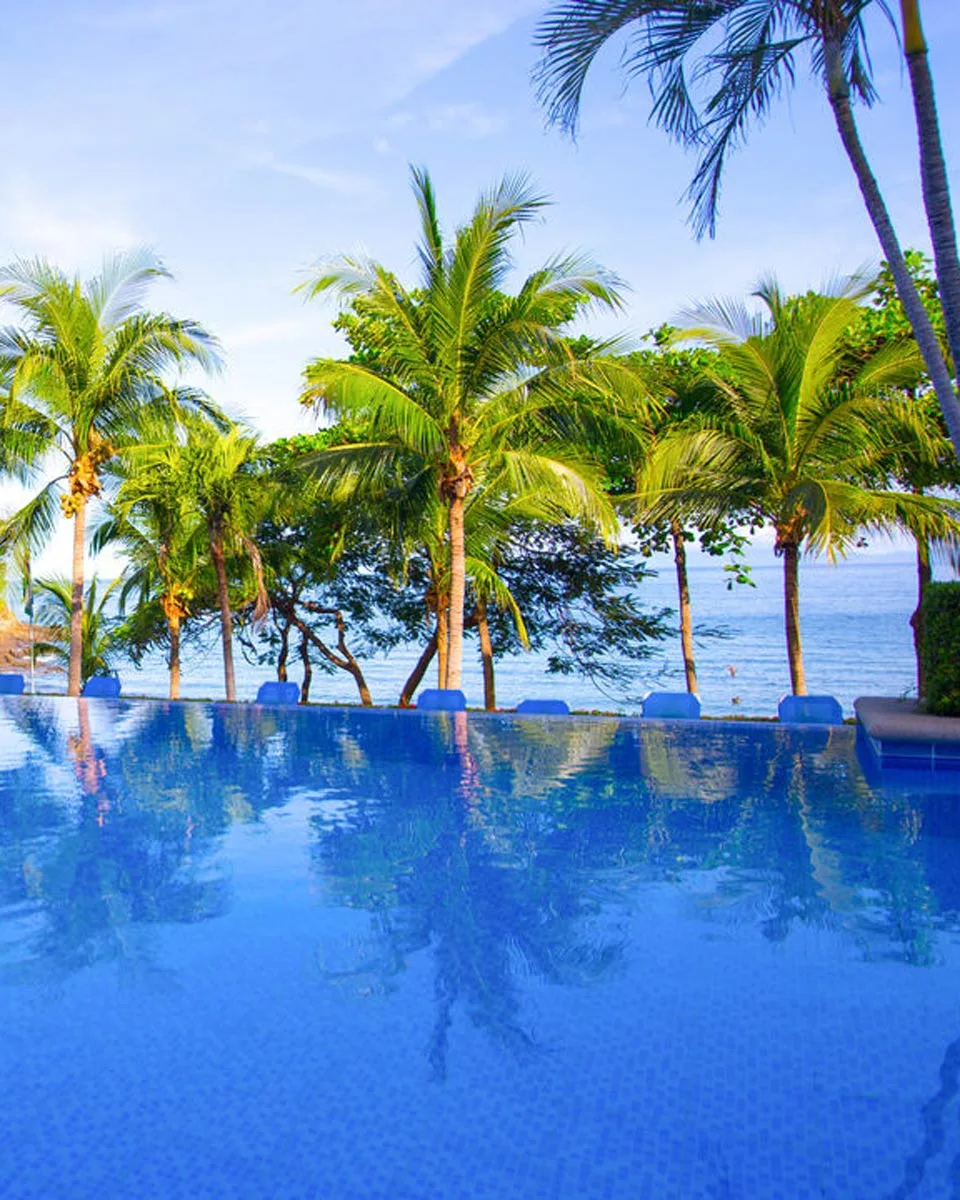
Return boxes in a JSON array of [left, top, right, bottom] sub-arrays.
[[0, 698, 958, 1199]]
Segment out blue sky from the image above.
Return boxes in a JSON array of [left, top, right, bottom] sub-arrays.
[[3, 0, 959, 570]]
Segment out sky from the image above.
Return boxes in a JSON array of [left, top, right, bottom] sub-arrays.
[[2, 0, 959, 572]]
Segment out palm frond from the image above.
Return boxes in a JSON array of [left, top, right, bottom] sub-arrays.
[[301, 360, 444, 457], [85, 248, 171, 328]]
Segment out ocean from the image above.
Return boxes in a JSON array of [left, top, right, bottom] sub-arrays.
[[54, 547, 933, 719]]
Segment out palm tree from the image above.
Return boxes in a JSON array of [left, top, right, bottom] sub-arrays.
[[0, 250, 219, 695], [136, 417, 269, 702], [94, 476, 207, 702], [637, 278, 960, 693], [32, 575, 123, 686], [605, 344, 729, 694], [299, 167, 623, 691], [533, 0, 960, 460]]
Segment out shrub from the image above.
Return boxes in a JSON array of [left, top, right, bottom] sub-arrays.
[[921, 582, 960, 716]]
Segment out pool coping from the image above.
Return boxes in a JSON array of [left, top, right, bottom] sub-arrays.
[[855, 696, 960, 772]]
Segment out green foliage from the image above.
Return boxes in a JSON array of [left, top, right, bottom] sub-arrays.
[[483, 522, 672, 696], [640, 277, 959, 558], [0, 250, 220, 556], [300, 168, 634, 688], [921, 582, 960, 716], [33, 575, 123, 684], [851, 251, 948, 362], [845, 254, 960, 499]]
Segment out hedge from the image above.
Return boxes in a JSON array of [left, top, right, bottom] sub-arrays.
[[921, 581, 960, 717]]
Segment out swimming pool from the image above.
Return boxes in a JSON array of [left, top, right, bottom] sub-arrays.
[[0, 698, 957, 1198]]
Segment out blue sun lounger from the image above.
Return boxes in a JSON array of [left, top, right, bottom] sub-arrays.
[[778, 694, 843, 724], [417, 688, 467, 712], [82, 676, 121, 699], [256, 681, 301, 705], [0, 674, 24, 695], [515, 698, 570, 715], [641, 691, 701, 719]]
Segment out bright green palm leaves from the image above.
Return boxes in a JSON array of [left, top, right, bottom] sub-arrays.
[[637, 278, 960, 693], [115, 416, 269, 702], [300, 168, 624, 692], [32, 575, 123, 686], [96, 420, 211, 701], [0, 250, 219, 695]]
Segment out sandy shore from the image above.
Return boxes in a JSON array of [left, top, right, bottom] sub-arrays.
[[0, 614, 55, 674]]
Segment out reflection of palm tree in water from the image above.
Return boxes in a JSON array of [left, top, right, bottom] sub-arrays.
[[313, 716, 625, 1081], [1, 700, 233, 985], [888, 1036, 960, 1199], [67, 700, 108, 822]]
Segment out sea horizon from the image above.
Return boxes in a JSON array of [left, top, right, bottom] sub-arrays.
[[25, 548, 943, 720]]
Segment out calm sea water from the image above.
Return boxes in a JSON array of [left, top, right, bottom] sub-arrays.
[[96, 551, 928, 717], [0, 698, 956, 1199]]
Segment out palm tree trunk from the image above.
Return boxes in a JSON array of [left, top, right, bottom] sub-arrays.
[[168, 616, 181, 701], [445, 493, 467, 690], [277, 621, 290, 682], [67, 497, 86, 697], [476, 599, 496, 711], [437, 603, 449, 688], [901, 0, 960, 386], [299, 634, 312, 703], [824, 36, 960, 458], [909, 532, 932, 699], [400, 629, 438, 707], [671, 520, 698, 693], [782, 541, 806, 696], [209, 533, 236, 702]]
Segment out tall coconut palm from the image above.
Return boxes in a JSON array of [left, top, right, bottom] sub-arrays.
[[637, 278, 960, 693], [300, 167, 623, 691], [533, 0, 960, 460], [156, 417, 269, 702], [93, 482, 205, 702], [0, 251, 219, 695]]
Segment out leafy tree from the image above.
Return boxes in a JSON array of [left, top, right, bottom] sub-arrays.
[[846, 252, 960, 695], [607, 330, 755, 693], [244, 432, 391, 705], [533, 0, 960, 459], [32, 575, 123, 686], [93, 491, 211, 702], [0, 251, 219, 694], [299, 166, 623, 692], [481, 521, 673, 703], [638, 277, 960, 693], [116, 416, 269, 702], [93, 409, 230, 700]]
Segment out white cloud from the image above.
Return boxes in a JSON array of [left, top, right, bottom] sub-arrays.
[[426, 103, 506, 138], [246, 153, 381, 200], [0, 182, 138, 269], [406, 3, 541, 81]]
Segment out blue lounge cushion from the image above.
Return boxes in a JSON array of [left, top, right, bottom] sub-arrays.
[[256, 680, 301, 705], [417, 688, 467, 712], [516, 698, 570, 715], [82, 676, 121, 699], [642, 691, 701, 720], [0, 674, 24, 695], [778, 694, 843, 724]]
